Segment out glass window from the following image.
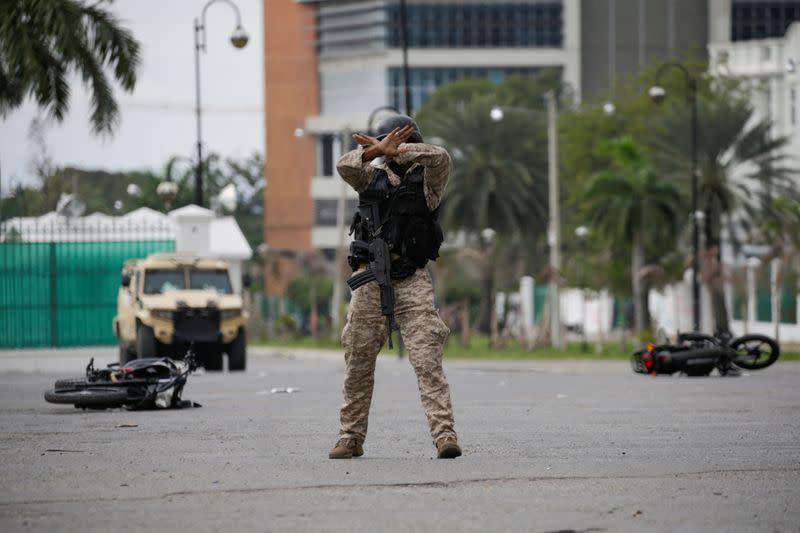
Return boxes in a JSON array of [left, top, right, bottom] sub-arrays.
[[385, 2, 563, 48], [731, 1, 800, 41], [144, 270, 185, 295], [314, 199, 358, 227], [189, 269, 232, 294], [388, 66, 544, 112], [317, 134, 334, 177]]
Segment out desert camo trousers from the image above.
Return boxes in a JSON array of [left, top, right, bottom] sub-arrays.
[[339, 268, 457, 446]]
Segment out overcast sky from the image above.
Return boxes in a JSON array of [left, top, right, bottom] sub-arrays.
[[0, 0, 264, 191]]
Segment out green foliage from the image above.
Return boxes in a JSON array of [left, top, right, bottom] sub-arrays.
[[650, 88, 795, 249], [285, 274, 333, 317], [0, 148, 266, 250], [0, 0, 141, 135], [582, 137, 685, 330], [583, 138, 685, 244], [416, 71, 563, 237], [559, 54, 709, 203]]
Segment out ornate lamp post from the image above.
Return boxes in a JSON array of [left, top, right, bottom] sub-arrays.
[[649, 62, 700, 332], [193, 0, 249, 207]]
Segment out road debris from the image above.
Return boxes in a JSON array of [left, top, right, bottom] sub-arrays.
[[270, 387, 300, 394]]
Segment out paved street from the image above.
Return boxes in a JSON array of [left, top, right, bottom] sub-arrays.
[[0, 346, 798, 532]]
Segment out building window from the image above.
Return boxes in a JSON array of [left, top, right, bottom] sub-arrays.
[[316, 134, 334, 177], [386, 2, 563, 49], [388, 66, 545, 112], [731, 1, 800, 42], [313, 199, 359, 227]]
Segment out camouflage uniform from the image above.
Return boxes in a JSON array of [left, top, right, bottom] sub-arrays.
[[336, 143, 457, 448]]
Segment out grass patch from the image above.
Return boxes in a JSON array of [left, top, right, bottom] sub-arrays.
[[256, 336, 633, 360], [253, 335, 800, 361]]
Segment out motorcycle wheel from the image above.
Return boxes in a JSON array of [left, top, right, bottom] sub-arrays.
[[44, 387, 127, 408], [730, 334, 780, 370]]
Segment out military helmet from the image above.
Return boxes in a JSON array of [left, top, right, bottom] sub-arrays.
[[373, 114, 423, 143]]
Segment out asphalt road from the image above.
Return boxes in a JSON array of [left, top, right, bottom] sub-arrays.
[[0, 346, 798, 532]]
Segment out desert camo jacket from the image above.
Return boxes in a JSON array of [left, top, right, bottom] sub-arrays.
[[335, 143, 451, 210]]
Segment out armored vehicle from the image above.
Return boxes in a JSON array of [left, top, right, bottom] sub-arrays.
[[113, 253, 248, 370]]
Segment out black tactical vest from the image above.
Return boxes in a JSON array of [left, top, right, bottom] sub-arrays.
[[348, 165, 443, 279]]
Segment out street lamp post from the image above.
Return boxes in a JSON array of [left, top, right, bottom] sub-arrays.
[[649, 62, 700, 332], [398, 0, 411, 115], [489, 90, 562, 349], [193, 0, 249, 207], [575, 225, 589, 352]]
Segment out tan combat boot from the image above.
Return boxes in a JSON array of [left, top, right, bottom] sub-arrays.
[[328, 438, 364, 459], [436, 438, 462, 459]]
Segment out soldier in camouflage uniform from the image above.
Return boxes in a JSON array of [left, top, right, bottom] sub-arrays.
[[329, 115, 461, 460]]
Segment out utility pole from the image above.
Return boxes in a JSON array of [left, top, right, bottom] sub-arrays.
[[546, 91, 562, 349], [331, 129, 351, 340], [398, 0, 411, 115]]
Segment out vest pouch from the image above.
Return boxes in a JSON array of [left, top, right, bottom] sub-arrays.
[[390, 257, 418, 280], [402, 216, 443, 267]]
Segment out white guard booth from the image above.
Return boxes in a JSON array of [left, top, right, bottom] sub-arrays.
[[168, 205, 252, 294]]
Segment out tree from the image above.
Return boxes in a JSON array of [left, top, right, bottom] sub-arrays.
[[0, 0, 141, 135], [415, 73, 565, 333], [651, 90, 794, 333], [583, 138, 685, 335]]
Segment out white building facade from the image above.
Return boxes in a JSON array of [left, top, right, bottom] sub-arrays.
[[705, 5, 800, 341]]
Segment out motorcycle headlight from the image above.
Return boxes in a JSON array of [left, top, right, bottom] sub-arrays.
[[152, 309, 174, 320], [221, 309, 242, 320]]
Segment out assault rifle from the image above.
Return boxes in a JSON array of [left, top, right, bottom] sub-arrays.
[[346, 202, 398, 348]]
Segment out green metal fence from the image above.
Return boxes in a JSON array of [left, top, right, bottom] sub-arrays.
[[0, 220, 174, 348]]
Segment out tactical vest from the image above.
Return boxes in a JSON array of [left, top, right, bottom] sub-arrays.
[[348, 165, 444, 279]]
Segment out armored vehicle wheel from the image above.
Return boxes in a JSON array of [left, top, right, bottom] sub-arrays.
[[731, 334, 779, 370], [136, 323, 157, 358], [44, 387, 127, 408], [119, 344, 136, 365], [201, 346, 223, 371], [227, 328, 246, 371]]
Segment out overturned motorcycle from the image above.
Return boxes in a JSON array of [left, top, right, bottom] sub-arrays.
[[44, 347, 200, 410], [632, 331, 780, 377]]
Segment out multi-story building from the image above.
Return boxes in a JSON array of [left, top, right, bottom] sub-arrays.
[[705, 2, 800, 337], [263, 0, 709, 295], [708, 1, 800, 166]]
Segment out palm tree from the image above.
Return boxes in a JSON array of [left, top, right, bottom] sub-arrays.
[[0, 0, 141, 134], [583, 138, 685, 335], [420, 96, 546, 234], [418, 96, 547, 333], [652, 92, 793, 333]]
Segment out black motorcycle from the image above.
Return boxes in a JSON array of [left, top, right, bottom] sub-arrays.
[[632, 331, 780, 376], [44, 347, 199, 410]]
